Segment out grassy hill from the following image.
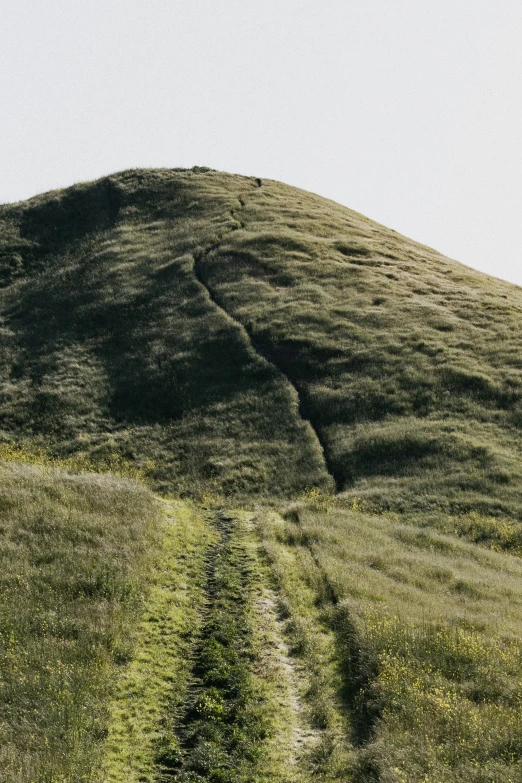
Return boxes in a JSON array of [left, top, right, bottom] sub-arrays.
[[3, 168, 522, 782], [2, 167, 522, 519]]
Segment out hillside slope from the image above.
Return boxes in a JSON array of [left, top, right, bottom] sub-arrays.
[[1, 168, 522, 518]]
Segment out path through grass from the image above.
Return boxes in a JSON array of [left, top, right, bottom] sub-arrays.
[[6, 459, 522, 783], [102, 500, 214, 783], [103, 505, 336, 783]]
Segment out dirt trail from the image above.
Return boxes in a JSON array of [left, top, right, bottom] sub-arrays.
[[149, 506, 343, 782], [254, 588, 322, 765]]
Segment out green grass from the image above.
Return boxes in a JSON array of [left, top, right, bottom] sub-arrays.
[[0, 169, 330, 499], [259, 510, 355, 781], [0, 460, 160, 783], [151, 509, 307, 783], [102, 501, 215, 783], [100, 501, 321, 783], [2, 167, 522, 521], [164, 512, 271, 782], [200, 176, 522, 518], [4, 168, 522, 780], [262, 500, 522, 781], [5, 463, 522, 781]]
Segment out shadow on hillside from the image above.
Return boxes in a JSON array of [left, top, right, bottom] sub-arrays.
[[3, 180, 281, 431]]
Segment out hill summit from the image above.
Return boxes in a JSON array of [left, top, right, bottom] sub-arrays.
[[1, 167, 521, 518]]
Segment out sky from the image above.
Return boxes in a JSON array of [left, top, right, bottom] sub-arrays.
[[1, 0, 521, 285]]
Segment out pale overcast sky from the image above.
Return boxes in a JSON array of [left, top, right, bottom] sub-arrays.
[[2, 1, 521, 285]]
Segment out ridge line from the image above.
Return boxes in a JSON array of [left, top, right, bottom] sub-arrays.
[[191, 180, 339, 492]]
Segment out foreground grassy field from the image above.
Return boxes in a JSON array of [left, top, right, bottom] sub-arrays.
[[263, 499, 522, 782], [0, 461, 159, 782], [4, 464, 522, 782], [104, 496, 522, 783]]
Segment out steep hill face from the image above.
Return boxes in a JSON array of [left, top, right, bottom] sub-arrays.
[[1, 168, 521, 515]]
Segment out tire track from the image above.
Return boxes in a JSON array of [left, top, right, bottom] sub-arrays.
[[254, 588, 322, 767], [155, 510, 267, 782], [284, 506, 383, 763]]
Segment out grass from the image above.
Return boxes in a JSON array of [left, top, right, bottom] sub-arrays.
[[0, 458, 310, 783], [0, 460, 160, 783], [2, 166, 522, 521], [0, 169, 330, 500], [165, 512, 271, 782], [5, 462, 522, 781], [153, 509, 304, 783], [0, 439, 151, 480], [259, 510, 355, 781], [102, 501, 214, 783], [102, 501, 319, 783], [4, 168, 522, 779], [262, 500, 522, 781], [195, 174, 522, 517]]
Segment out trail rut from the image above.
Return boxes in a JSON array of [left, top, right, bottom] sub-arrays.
[[191, 179, 338, 491]]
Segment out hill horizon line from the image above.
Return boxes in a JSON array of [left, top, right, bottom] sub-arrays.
[[4, 165, 512, 289]]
